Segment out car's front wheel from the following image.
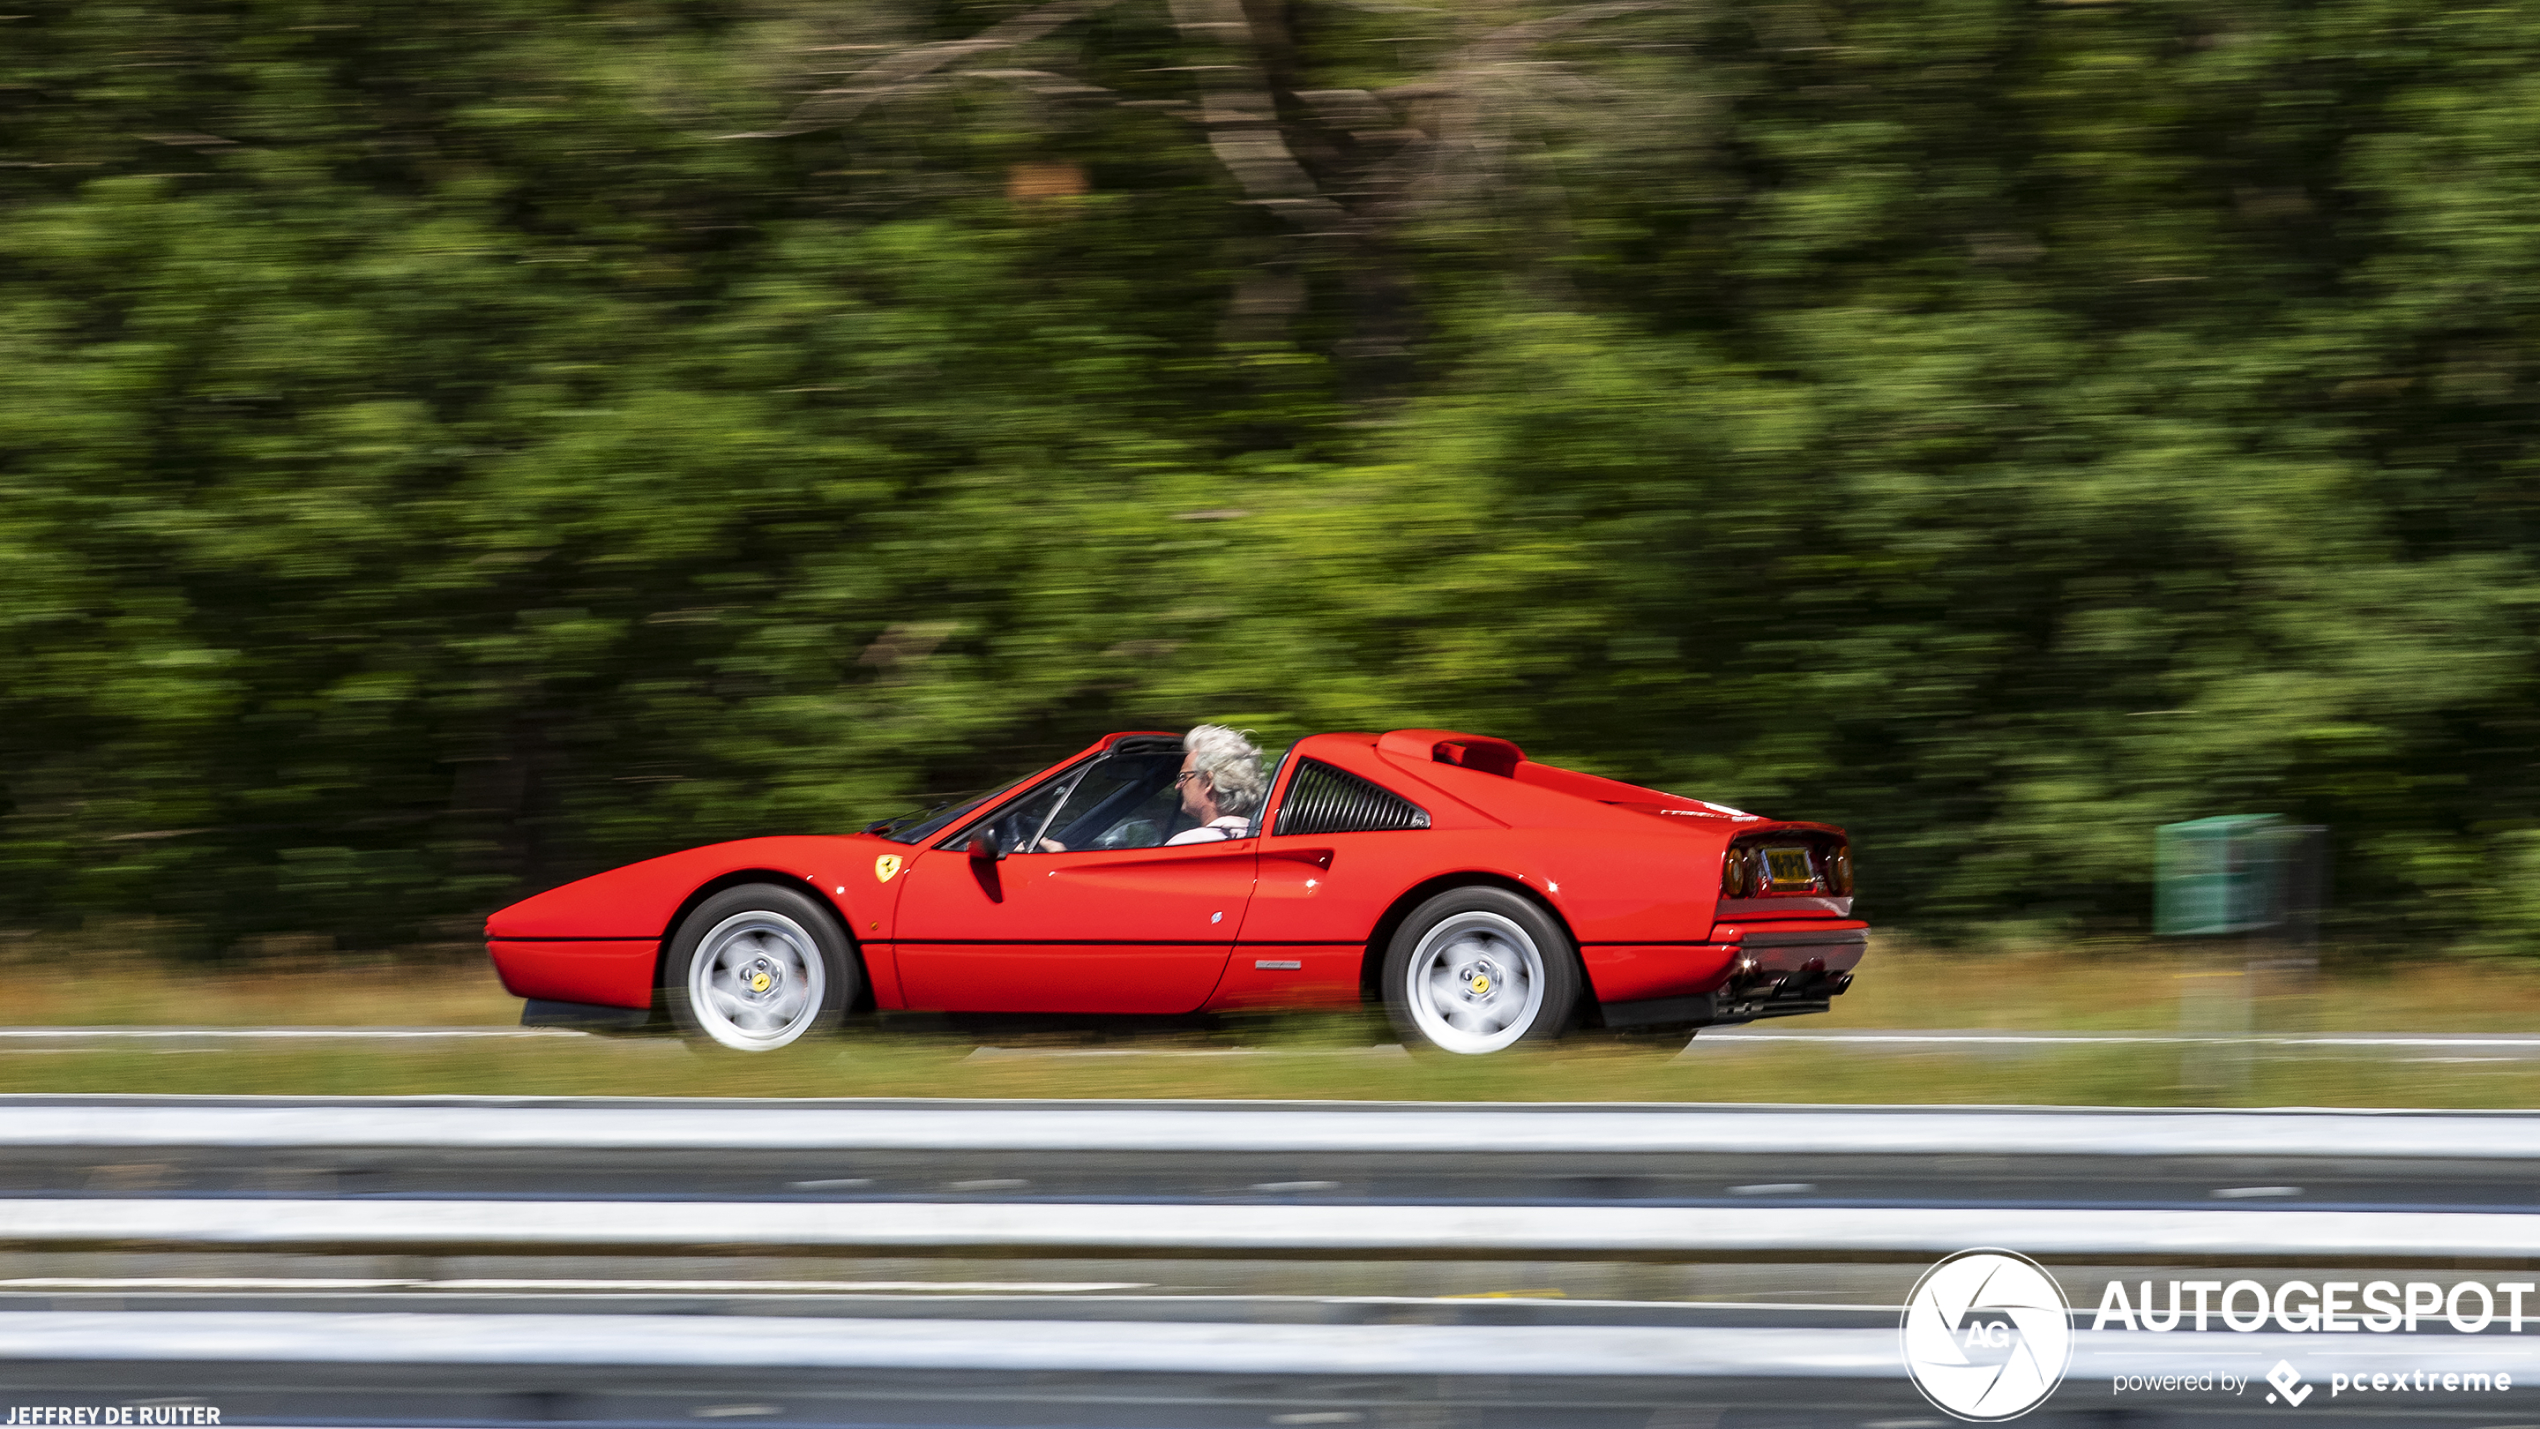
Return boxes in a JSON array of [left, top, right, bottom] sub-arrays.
[[1381, 886, 1580, 1055], [665, 885, 856, 1053]]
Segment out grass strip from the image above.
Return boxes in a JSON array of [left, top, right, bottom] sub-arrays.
[[2, 1035, 2539, 1108]]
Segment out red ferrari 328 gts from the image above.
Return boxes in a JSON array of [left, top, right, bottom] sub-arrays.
[[484, 729, 1869, 1055]]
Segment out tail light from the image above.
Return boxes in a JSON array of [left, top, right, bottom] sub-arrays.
[[1726, 842, 1852, 897]]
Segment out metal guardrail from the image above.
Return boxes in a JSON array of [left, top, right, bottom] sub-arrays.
[[5, 1095, 2540, 1159], [3, 1313, 2538, 1381], [4, 1198, 2537, 1259], [0, 1313, 1890, 1376], [3, 1099, 2538, 1261], [6, 1098, 2540, 1409]]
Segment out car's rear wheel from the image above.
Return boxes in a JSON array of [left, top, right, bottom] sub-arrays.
[[665, 885, 856, 1053], [1382, 887, 1580, 1056]]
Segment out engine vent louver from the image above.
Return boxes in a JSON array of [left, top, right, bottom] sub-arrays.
[[1275, 760, 1431, 838]]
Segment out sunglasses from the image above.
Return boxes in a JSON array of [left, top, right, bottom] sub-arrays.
[[1173, 770, 1208, 786]]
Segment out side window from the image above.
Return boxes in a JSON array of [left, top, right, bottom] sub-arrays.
[[1038, 750, 1184, 851], [940, 761, 1086, 855], [1273, 759, 1430, 837], [1243, 748, 1292, 838]]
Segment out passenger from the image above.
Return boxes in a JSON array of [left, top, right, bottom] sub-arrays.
[[1166, 724, 1265, 844]]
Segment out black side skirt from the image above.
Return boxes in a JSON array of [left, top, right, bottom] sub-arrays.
[[521, 998, 656, 1032]]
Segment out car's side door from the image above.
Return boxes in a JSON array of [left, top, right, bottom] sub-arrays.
[[1215, 756, 1434, 1009], [890, 747, 1256, 1014]]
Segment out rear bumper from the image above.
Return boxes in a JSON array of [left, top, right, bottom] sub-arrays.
[[1711, 922, 1869, 970], [1577, 943, 1739, 1004], [1584, 923, 1868, 1009], [1598, 922, 1868, 1030]]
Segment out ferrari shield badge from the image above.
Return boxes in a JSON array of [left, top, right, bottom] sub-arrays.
[[873, 854, 903, 884]]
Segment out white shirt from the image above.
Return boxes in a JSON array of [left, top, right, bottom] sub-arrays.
[[1165, 816, 1251, 846]]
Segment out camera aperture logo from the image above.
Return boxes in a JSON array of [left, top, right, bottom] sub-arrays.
[[1901, 1249, 2075, 1421]]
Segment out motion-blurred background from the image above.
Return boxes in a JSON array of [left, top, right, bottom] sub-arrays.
[[5, 0, 2535, 963]]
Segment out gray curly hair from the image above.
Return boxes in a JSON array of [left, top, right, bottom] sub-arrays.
[[1184, 724, 1267, 816]]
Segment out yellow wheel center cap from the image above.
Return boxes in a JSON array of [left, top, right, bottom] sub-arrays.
[[1469, 974, 1491, 995], [749, 972, 773, 993]]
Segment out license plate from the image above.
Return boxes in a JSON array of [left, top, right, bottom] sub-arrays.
[[1764, 847, 1817, 892]]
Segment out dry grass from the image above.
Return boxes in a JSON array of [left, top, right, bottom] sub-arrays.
[[0, 1035, 2536, 1109], [1830, 940, 2540, 1034], [0, 940, 2531, 1106], [0, 955, 517, 1027]]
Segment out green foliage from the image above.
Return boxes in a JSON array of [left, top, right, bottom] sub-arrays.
[[4, 0, 2538, 954]]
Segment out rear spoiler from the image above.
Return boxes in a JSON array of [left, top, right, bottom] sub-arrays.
[[1377, 728, 1524, 776], [1376, 728, 1721, 813]]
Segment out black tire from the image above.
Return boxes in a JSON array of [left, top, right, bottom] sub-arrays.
[[1380, 886, 1581, 1056], [664, 884, 857, 1053]]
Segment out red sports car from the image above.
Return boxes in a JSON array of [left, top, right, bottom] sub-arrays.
[[483, 729, 1868, 1054]]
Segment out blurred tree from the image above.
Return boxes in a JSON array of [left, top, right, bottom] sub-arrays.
[[3, 0, 2539, 956]]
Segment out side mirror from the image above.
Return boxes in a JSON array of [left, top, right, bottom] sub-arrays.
[[968, 831, 1006, 862]]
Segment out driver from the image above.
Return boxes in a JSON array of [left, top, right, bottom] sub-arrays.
[[1164, 723, 1265, 844]]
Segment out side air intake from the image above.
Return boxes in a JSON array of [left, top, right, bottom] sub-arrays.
[[1276, 760, 1431, 838]]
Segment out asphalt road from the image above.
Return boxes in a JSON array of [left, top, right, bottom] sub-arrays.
[[0, 1357, 2172, 1429], [5, 1310, 2535, 1428]]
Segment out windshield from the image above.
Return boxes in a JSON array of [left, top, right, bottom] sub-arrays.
[[866, 773, 1033, 846]]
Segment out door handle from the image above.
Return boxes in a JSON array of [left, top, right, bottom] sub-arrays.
[[1268, 848, 1333, 870]]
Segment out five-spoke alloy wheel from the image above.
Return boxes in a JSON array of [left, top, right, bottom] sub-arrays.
[[666, 885, 857, 1052], [1382, 886, 1580, 1056]]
